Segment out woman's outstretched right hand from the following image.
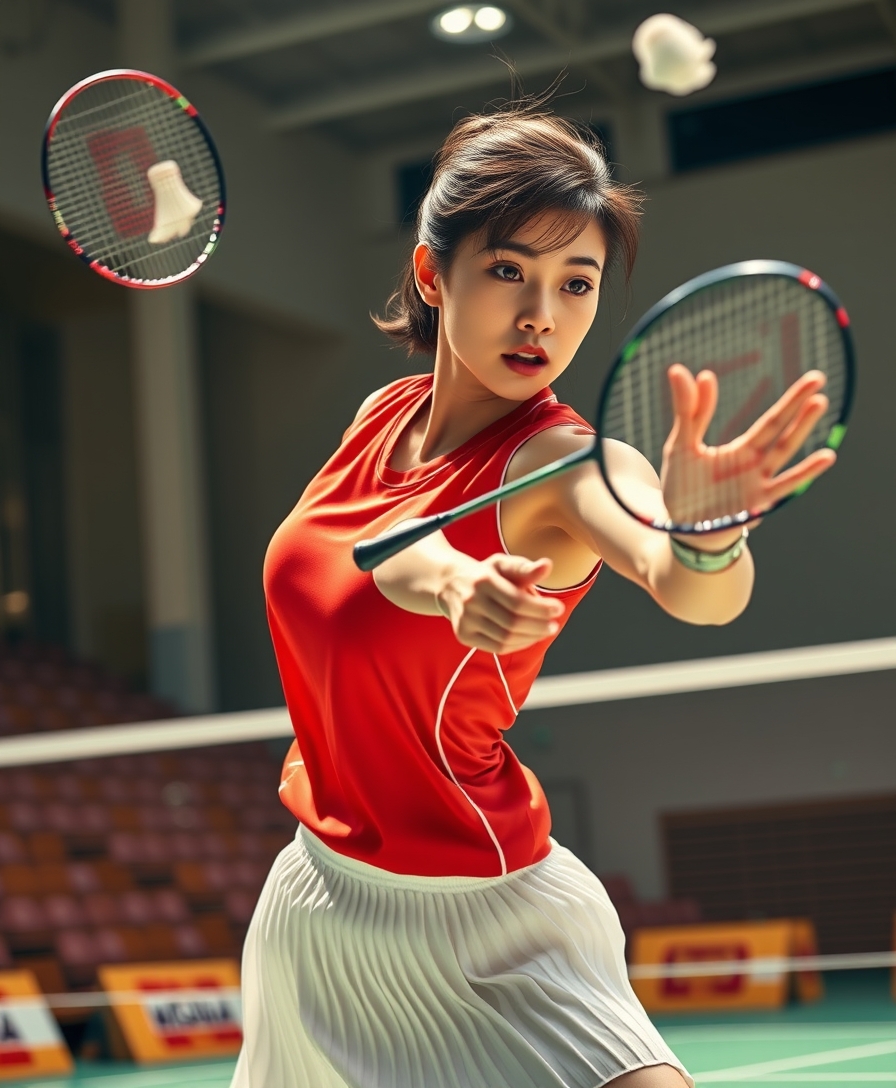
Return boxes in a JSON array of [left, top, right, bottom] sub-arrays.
[[436, 554, 565, 654]]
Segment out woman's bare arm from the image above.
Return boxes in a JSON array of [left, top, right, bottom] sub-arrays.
[[502, 427, 754, 626]]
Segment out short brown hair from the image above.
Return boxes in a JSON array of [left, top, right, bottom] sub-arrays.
[[373, 101, 642, 355]]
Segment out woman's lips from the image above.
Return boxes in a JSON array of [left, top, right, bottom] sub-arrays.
[[502, 351, 548, 376]]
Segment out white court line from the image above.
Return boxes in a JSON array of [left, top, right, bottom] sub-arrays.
[[742, 1076, 896, 1082], [662, 1026, 896, 1044], [694, 1039, 896, 1082], [23, 1067, 232, 1088], [0, 636, 894, 767]]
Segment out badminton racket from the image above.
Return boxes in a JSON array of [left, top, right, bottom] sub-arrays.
[[42, 68, 225, 288], [354, 260, 854, 571]]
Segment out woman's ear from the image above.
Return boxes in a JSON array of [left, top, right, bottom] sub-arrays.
[[413, 243, 442, 306]]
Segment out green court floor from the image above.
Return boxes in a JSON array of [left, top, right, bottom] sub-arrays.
[[8, 973, 894, 1088]]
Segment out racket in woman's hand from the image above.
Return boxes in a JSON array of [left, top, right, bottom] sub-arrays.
[[42, 69, 225, 288], [354, 260, 854, 571]]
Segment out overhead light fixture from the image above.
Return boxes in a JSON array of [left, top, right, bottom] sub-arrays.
[[431, 5, 512, 43]]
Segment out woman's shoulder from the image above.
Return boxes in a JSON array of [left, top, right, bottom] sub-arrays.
[[345, 373, 431, 434], [501, 396, 594, 483], [529, 394, 594, 434]]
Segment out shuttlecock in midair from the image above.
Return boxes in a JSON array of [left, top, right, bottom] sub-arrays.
[[632, 14, 716, 96], [146, 160, 203, 244]]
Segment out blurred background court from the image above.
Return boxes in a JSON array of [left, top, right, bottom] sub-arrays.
[[0, 0, 894, 1084]]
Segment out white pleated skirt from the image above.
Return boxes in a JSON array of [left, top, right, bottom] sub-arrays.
[[230, 825, 693, 1088]]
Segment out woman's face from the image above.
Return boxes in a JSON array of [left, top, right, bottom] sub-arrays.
[[418, 212, 607, 401]]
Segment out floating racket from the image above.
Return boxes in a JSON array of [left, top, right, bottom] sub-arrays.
[[354, 260, 854, 571], [42, 69, 225, 288]]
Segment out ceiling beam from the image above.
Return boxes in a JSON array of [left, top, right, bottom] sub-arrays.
[[681, 39, 894, 103], [181, 0, 441, 68], [502, 0, 623, 99], [874, 0, 896, 46], [268, 38, 627, 130], [268, 0, 875, 130]]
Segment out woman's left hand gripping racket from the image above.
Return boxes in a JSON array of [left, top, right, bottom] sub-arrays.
[[42, 69, 225, 288], [354, 260, 855, 571]]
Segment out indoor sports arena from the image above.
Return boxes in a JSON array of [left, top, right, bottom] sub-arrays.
[[0, 2, 894, 1087]]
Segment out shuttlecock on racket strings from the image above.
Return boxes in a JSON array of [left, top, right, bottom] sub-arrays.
[[146, 160, 203, 244], [632, 14, 716, 96]]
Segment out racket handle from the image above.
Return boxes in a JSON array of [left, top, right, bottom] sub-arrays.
[[354, 515, 447, 571]]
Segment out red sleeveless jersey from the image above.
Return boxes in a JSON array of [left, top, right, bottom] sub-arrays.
[[265, 375, 600, 877]]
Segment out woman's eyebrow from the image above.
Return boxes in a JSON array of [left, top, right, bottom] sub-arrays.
[[487, 239, 602, 271]]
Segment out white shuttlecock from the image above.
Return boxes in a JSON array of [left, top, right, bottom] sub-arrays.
[[146, 160, 203, 245], [632, 14, 716, 96]]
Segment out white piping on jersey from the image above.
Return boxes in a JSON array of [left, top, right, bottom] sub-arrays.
[[434, 647, 508, 876], [493, 654, 518, 716], [278, 759, 305, 792], [495, 423, 602, 595]]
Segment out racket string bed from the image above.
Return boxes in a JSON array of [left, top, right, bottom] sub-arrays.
[[600, 272, 850, 527], [44, 73, 224, 286]]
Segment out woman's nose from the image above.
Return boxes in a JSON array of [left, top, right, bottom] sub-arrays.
[[517, 290, 554, 335]]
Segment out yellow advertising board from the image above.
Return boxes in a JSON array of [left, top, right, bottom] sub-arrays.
[[631, 918, 822, 1013], [0, 970, 73, 1080], [98, 960, 242, 1063]]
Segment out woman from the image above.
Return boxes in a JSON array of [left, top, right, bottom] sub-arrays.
[[232, 102, 833, 1088]]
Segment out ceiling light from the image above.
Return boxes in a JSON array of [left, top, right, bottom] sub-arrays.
[[431, 5, 512, 42], [474, 7, 506, 32]]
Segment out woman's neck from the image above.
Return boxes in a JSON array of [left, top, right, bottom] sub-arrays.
[[399, 346, 531, 468]]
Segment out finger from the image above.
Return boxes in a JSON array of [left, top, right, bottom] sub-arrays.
[[764, 448, 837, 506], [666, 364, 698, 447], [492, 554, 553, 589], [692, 369, 718, 445], [460, 613, 558, 653], [482, 584, 564, 626], [763, 393, 829, 475], [470, 601, 561, 641], [744, 371, 827, 450]]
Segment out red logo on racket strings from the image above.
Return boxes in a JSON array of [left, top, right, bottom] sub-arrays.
[[86, 126, 158, 238]]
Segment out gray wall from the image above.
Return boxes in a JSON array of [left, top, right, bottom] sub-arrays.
[[512, 668, 896, 898]]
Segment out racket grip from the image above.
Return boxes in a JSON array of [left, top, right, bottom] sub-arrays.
[[353, 516, 446, 571]]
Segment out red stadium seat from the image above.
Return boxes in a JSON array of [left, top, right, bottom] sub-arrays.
[[173, 923, 209, 958], [1, 895, 51, 952], [27, 831, 67, 862], [197, 831, 229, 858], [1, 863, 40, 895], [119, 890, 154, 926], [43, 894, 87, 929], [0, 830, 26, 864], [36, 863, 73, 894], [224, 889, 258, 925], [195, 914, 235, 956], [7, 801, 42, 834], [151, 888, 191, 924], [168, 831, 203, 860], [77, 804, 112, 834], [66, 861, 101, 894], [82, 892, 121, 927]]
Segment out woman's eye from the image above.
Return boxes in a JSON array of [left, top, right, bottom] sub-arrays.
[[492, 264, 521, 281], [566, 278, 594, 296]]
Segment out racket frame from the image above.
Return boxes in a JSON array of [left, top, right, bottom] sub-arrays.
[[353, 260, 855, 571], [41, 68, 226, 289], [594, 259, 855, 534]]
